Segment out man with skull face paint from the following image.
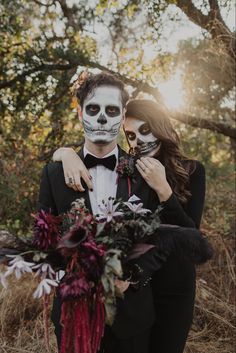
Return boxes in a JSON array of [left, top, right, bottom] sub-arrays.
[[53, 96, 206, 353], [37, 72, 167, 353]]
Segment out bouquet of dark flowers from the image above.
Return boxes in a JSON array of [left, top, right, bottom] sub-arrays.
[[0, 195, 213, 353]]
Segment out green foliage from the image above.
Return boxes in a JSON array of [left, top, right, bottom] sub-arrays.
[[0, 0, 234, 242]]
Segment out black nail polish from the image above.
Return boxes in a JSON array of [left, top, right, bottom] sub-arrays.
[[90, 188, 93, 192]]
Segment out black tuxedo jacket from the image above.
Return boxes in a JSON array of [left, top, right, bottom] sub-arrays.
[[37, 146, 162, 339]]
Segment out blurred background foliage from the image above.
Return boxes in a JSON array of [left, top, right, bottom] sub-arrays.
[[0, 0, 235, 238]]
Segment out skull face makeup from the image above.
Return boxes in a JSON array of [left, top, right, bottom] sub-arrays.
[[124, 117, 161, 157], [82, 85, 123, 144]]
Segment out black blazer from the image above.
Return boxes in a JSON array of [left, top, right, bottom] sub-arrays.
[[37, 147, 207, 339], [37, 146, 162, 339]]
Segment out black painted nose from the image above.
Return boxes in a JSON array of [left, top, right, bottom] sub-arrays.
[[97, 113, 107, 125], [137, 138, 144, 146]]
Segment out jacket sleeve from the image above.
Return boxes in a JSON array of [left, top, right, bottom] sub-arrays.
[[159, 161, 205, 229], [123, 248, 164, 290], [37, 164, 58, 215]]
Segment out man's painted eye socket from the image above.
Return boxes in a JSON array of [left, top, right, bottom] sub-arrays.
[[126, 131, 136, 141], [105, 106, 120, 117], [139, 123, 151, 136], [86, 104, 100, 116]]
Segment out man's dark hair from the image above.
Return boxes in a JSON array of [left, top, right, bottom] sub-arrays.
[[76, 71, 129, 108]]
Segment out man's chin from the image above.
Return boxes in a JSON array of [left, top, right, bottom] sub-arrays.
[[88, 136, 116, 145]]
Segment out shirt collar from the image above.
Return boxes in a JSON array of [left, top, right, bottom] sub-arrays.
[[83, 145, 118, 160]]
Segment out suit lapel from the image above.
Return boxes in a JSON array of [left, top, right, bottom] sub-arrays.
[[115, 146, 130, 202], [77, 148, 92, 213]]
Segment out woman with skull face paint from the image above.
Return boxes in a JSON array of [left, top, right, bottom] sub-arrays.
[[52, 96, 205, 353], [124, 99, 205, 353]]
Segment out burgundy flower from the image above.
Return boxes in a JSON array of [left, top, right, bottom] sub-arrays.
[[59, 272, 90, 300], [116, 156, 135, 197], [57, 222, 87, 250], [32, 210, 61, 251], [82, 240, 105, 257], [80, 241, 106, 282], [116, 156, 135, 178], [82, 213, 98, 236]]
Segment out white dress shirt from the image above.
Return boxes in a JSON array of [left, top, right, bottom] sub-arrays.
[[83, 145, 118, 215]]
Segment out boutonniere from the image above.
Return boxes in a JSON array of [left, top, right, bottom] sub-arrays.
[[116, 156, 136, 197]]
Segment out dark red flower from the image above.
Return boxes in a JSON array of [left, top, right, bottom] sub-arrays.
[[116, 156, 135, 178], [32, 210, 61, 251], [57, 222, 87, 250], [59, 272, 91, 300]]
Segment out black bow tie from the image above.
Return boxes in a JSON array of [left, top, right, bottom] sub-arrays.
[[84, 153, 117, 171]]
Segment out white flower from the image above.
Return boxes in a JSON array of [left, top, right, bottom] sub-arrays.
[[124, 194, 151, 215], [97, 198, 123, 222], [127, 195, 141, 203], [5, 255, 35, 279], [33, 263, 55, 279], [0, 272, 8, 289], [33, 278, 58, 298]]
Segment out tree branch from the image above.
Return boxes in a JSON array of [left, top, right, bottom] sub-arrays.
[[56, 0, 82, 31], [172, 111, 236, 139], [0, 63, 77, 89], [175, 0, 235, 58], [32, 0, 55, 7]]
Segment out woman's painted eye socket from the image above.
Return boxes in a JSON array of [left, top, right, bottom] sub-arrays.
[[139, 123, 151, 135], [86, 104, 100, 116], [105, 106, 121, 117], [126, 131, 136, 141]]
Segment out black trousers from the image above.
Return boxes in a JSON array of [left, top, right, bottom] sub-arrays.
[[150, 254, 196, 353], [52, 255, 196, 353], [98, 326, 151, 353], [51, 295, 151, 353]]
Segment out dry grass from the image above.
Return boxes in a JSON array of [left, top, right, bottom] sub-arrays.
[[185, 230, 235, 353], [0, 276, 58, 353], [0, 229, 234, 353], [0, 173, 235, 353]]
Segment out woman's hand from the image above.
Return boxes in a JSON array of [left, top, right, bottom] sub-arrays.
[[115, 279, 130, 293], [136, 156, 172, 202], [52, 147, 93, 192]]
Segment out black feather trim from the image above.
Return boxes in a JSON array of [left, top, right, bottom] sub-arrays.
[[148, 225, 213, 265]]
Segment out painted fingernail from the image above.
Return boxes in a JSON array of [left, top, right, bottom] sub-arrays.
[[90, 188, 93, 192], [89, 175, 92, 180]]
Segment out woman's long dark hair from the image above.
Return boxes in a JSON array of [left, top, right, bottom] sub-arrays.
[[125, 99, 196, 204]]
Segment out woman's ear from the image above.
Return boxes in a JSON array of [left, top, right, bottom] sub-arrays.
[[121, 107, 126, 126], [77, 105, 83, 122]]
